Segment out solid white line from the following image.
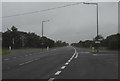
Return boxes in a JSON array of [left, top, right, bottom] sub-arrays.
[[61, 66, 66, 69], [75, 53, 78, 58], [48, 78, 55, 81], [55, 71, 61, 76]]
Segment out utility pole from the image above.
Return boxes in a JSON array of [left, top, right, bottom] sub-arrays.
[[41, 20, 49, 51], [83, 2, 99, 53]]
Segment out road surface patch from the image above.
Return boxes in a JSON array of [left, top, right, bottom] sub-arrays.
[[55, 71, 61, 76], [19, 56, 23, 57], [25, 55, 28, 56], [13, 57, 16, 58], [29, 54, 31, 55]]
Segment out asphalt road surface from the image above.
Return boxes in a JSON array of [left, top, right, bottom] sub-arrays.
[[2, 46, 118, 81]]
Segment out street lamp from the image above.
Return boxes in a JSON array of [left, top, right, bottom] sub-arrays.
[[41, 20, 49, 51], [83, 2, 99, 53], [42, 20, 49, 37]]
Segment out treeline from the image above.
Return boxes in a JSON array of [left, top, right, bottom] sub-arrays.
[[2, 26, 68, 49], [71, 34, 120, 50]]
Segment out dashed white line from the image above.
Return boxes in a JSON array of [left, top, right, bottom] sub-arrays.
[[48, 78, 55, 81], [4, 58, 9, 61], [19, 63, 25, 66], [65, 62, 69, 65], [61, 66, 66, 69], [93, 54, 97, 56], [55, 71, 61, 76], [19, 60, 34, 66], [68, 60, 71, 63]]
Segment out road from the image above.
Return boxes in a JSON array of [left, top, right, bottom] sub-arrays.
[[2, 46, 118, 81]]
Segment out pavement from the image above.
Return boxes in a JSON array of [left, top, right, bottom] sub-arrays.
[[2, 46, 118, 81]]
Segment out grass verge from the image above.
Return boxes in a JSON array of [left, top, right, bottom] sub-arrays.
[[0, 49, 10, 55]]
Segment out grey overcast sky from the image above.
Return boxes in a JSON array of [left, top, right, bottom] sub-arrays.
[[2, 2, 118, 44]]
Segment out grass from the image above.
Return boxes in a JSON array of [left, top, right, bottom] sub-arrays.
[[99, 47, 108, 50], [0, 49, 10, 55]]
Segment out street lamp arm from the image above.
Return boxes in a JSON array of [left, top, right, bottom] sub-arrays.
[[83, 2, 98, 5], [42, 20, 49, 22]]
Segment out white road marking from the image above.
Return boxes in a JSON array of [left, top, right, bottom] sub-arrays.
[[80, 52, 90, 54], [93, 54, 97, 56], [55, 71, 61, 76], [75, 53, 78, 58], [4, 58, 9, 61], [65, 62, 69, 65], [19, 63, 25, 66], [25, 60, 34, 63], [48, 78, 55, 81], [19, 60, 34, 66], [61, 66, 66, 69], [68, 60, 71, 63]]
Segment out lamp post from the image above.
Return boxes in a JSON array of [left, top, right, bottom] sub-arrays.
[[83, 2, 99, 53], [41, 20, 49, 51]]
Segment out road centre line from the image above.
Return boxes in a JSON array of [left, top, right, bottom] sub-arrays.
[[55, 71, 61, 76], [48, 78, 55, 81], [4, 58, 10, 61], [61, 66, 66, 69], [48, 47, 77, 81], [68, 60, 71, 63], [65, 62, 69, 65], [19, 59, 35, 66]]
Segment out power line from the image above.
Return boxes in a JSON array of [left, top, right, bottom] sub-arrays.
[[1, 2, 83, 18]]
